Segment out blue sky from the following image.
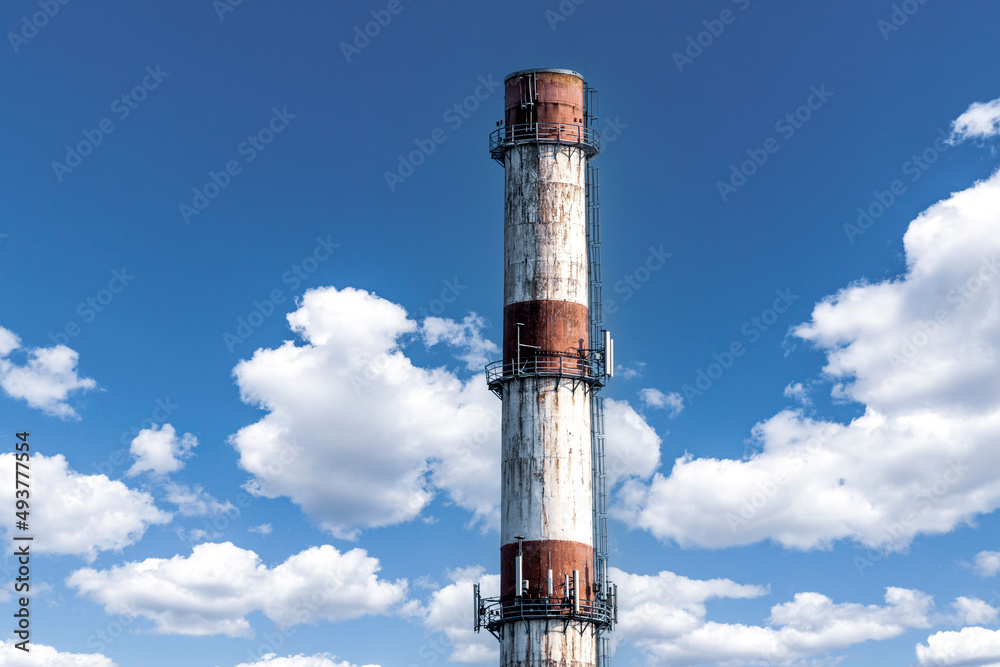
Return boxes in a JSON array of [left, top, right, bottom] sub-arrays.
[[3, 1, 1000, 665]]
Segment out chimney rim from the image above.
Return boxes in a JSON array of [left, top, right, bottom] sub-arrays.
[[504, 68, 584, 83]]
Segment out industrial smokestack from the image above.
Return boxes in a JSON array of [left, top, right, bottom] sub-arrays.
[[476, 68, 616, 667]]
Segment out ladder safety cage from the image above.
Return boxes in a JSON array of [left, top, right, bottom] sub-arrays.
[[587, 84, 616, 667]]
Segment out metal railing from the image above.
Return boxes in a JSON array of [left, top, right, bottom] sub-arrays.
[[485, 350, 606, 396], [490, 122, 601, 162], [477, 594, 615, 638]]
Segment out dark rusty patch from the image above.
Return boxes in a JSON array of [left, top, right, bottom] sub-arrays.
[[500, 539, 594, 600], [504, 71, 585, 129], [503, 300, 589, 360]]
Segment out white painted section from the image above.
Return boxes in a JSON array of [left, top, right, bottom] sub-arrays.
[[504, 144, 588, 307], [498, 133, 599, 667], [501, 619, 598, 667], [501, 377, 594, 547]]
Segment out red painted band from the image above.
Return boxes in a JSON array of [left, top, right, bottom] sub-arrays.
[[503, 300, 589, 361], [500, 539, 594, 600], [505, 71, 585, 129]]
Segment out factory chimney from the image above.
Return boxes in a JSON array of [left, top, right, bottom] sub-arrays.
[[475, 68, 617, 667]]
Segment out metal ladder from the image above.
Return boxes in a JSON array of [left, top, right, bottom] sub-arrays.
[[586, 84, 612, 667]]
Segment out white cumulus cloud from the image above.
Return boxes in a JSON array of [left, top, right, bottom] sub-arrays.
[[616, 167, 1000, 553], [614, 567, 768, 644], [916, 626, 1000, 666], [639, 387, 685, 417], [0, 640, 117, 666], [0, 453, 169, 560], [230, 287, 499, 538], [783, 382, 811, 405], [973, 550, 1000, 577], [163, 481, 235, 517], [605, 398, 662, 488], [0, 327, 96, 419], [423, 567, 500, 665], [234, 654, 380, 667], [616, 576, 933, 667], [430, 564, 937, 667], [951, 96, 1000, 143], [949, 597, 999, 626], [126, 423, 197, 477], [66, 542, 408, 637], [422, 314, 499, 371]]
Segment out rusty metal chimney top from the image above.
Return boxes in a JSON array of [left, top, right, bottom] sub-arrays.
[[504, 68, 584, 82]]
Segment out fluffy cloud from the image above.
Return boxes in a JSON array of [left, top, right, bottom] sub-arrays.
[[0, 453, 169, 560], [66, 542, 408, 637], [430, 565, 938, 666], [0, 327, 96, 419], [783, 382, 811, 406], [163, 481, 235, 517], [0, 640, 116, 666], [230, 287, 498, 537], [973, 550, 1000, 577], [614, 567, 767, 644], [951, 96, 1000, 142], [605, 398, 662, 487], [126, 424, 197, 477], [229, 287, 656, 539], [422, 314, 499, 371], [639, 387, 685, 417], [615, 573, 933, 667], [423, 567, 500, 665], [616, 167, 1000, 552], [916, 626, 1000, 666], [616, 362, 646, 380], [234, 656, 379, 667], [949, 597, 999, 626]]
